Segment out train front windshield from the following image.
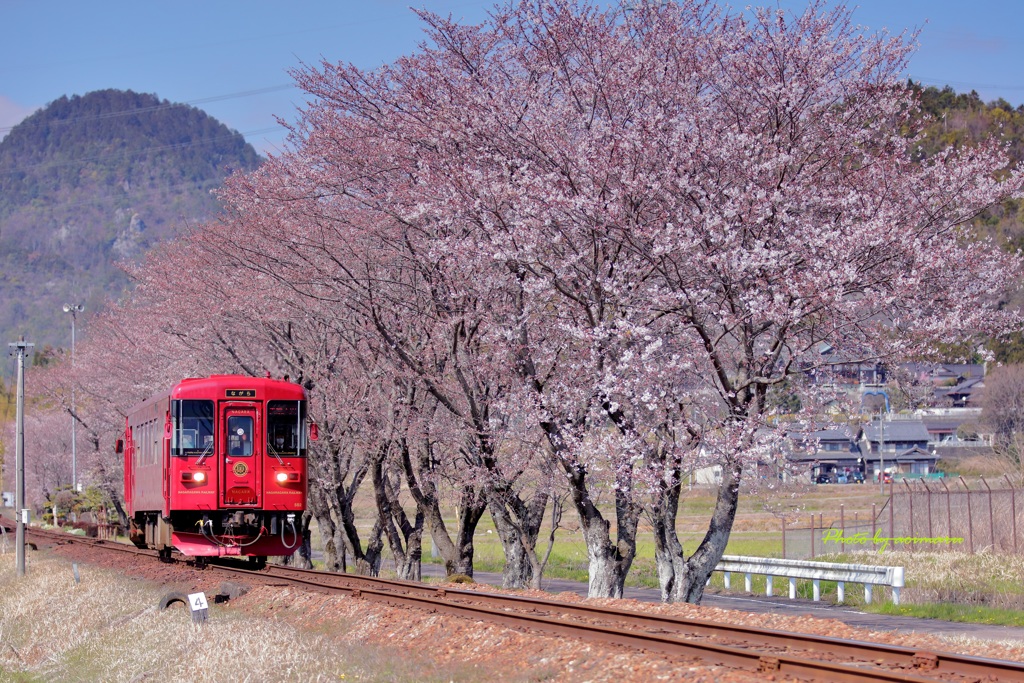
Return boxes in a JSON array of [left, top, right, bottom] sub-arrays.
[[267, 400, 307, 457], [171, 400, 215, 456]]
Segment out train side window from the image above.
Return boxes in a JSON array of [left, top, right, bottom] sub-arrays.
[[227, 415, 254, 456], [152, 418, 160, 464]]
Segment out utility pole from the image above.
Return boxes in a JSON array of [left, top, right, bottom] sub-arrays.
[[879, 410, 885, 495], [63, 304, 83, 492], [9, 338, 33, 577], [862, 388, 890, 494]]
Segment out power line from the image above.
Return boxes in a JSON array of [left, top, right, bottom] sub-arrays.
[[909, 76, 1024, 99], [0, 84, 298, 136]]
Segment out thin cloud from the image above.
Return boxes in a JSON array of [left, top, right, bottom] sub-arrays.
[[936, 29, 1005, 54]]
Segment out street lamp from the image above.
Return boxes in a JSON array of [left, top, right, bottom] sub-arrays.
[[63, 303, 83, 492]]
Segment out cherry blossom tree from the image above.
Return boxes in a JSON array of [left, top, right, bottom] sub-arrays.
[[276, 0, 1023, 601], [26, 285, 215, 527], [209, 151, 556, 587], [982, 364, 1024, 468], [1, 407, 71, 507]]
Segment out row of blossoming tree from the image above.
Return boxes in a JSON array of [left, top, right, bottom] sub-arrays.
[[23, 0, 1024, 603]]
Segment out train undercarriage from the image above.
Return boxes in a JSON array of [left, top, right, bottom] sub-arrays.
[[129, 510, 299, 563]]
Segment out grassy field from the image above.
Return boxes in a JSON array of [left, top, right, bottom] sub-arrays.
[[368, 482, 892, 587], [315, 481, 1024, 625]]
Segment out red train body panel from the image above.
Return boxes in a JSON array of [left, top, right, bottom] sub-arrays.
[[122, 375, 309, 559]]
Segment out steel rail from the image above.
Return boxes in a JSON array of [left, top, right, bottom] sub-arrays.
[[210, 562, 1021, 683]]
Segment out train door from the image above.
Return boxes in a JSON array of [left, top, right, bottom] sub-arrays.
[[220, 403, 262, 507]]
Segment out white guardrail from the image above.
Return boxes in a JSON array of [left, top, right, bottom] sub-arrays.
[[714, 555, 904, 605]]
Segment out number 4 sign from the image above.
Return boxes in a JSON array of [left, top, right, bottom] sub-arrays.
[[188, 592, 210, 624]]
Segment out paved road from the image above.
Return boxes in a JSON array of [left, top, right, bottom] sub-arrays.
[[412, 562, 1024, 644]]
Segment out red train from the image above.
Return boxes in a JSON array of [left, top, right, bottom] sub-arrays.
[[121, 374, 312, 562]]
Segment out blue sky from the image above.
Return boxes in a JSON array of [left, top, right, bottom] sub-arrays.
[[2, 1, 1023, 156]]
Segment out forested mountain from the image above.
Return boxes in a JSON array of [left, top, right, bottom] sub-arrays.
[[0, 89, 262, 365], [910, 85, 1024, 361], [914, 84, 1024, 253]]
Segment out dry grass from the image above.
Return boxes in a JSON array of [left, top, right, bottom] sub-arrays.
[[886, 551, 1024, 609], [824, 549, 1024, 611], [940, 455, 1011, 478], [0, 554, 483, 682]]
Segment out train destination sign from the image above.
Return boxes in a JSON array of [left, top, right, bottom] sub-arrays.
[[225, 389, 256, 398]]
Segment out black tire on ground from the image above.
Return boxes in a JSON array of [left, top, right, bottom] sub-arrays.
[[159, 592, 189, 610]]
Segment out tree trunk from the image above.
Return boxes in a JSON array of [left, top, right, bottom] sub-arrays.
[[372, 446, 424, 580], [420, 492, 484, 577], [282, 511, 314, 569], [320, 514, 349, 572], [451, 486, 485, 576], [352, 518, 384, 576], [487, 487, 550, 589], [307, 481, 347, 572], [532, 494, 564, 590], [487, 497, 532, 589], [295, 511, 314, 569], [678, 457, 743, 604], [102, 481, 129, 529], [579, 505, 637, 598], [394, 529, 423, 581], [563, 459, 639, 598], [307, 431, 380, 573], [651, 471, 686, 602], [401, 437, 484, 577], [536, 415, 640, 598]]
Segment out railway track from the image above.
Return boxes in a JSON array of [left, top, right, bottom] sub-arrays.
[[15, 522, 1024, 682]]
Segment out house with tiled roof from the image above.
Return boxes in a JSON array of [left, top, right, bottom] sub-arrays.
[[785, 426, 865, 483], [858, 419, 939, 479], [934, 376, 985, 408], [785, 418, 944, 484]]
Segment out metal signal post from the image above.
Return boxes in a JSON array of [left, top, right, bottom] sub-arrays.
[[9, 339, 33, 576]]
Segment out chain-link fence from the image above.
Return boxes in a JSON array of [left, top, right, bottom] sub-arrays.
[[783, 476, 1023, 558], [784, 510, 885, 559]]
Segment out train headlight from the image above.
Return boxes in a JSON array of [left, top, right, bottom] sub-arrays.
[[194, 471, 206, 483], [276, 472, 289, 483]]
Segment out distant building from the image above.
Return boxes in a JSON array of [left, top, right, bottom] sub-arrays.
[[805, 356, 988, 410], [859, 419, 938, 478], [785, 418, 947, 483], [786, 426, 863, 483]]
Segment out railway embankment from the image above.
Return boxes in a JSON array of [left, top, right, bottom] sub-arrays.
[[4, 530, 1024, 682]]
